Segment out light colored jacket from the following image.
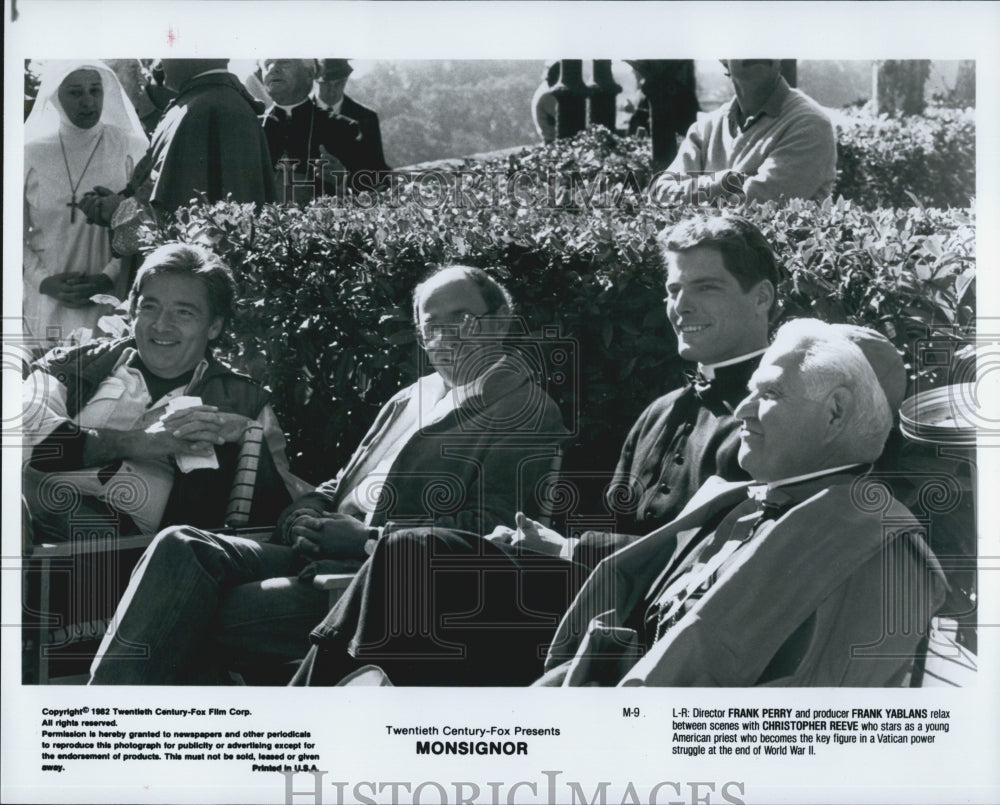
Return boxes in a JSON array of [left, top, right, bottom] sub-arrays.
[[546, 473, 945, 686]]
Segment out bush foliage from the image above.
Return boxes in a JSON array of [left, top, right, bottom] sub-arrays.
[[141, 127, 975, 485], [833, 107, 975, 209]]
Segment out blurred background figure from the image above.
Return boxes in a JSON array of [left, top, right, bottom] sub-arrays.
[[103, 59, 165, 135], [146, 58, 277, 210], [262, 58, 389, 200], [23, 60, 148, 346], [144, 59, 177, 120], [314, 58, 390, 178], [241, 63, 274, 107], [650, 59, 835, 203], [531, 60, 559, 144]]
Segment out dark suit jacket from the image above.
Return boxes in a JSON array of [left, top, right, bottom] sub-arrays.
[[609, 356, 758, 535], [572, 356, 759, 569], [340, 95, 390, 176], [264, 96, 389, 197]]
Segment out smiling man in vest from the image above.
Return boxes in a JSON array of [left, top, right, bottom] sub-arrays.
[[23, 242, 296, 540]]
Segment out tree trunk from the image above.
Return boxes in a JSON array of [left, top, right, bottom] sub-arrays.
[[875, 60, 930, 116]]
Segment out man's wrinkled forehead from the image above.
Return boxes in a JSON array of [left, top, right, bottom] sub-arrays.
[[749, 349, 804, 389]]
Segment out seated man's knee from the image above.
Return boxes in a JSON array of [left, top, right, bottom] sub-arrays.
[[147, 525, 220, 570], [379, 527, 472, 561], [376, 529, 437, 573], [381, 528, 432, 551]]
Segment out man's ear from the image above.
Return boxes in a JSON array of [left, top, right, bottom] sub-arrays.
[[755, 280, 775, 316], [207, 317, 224, 342], [825, 385, 852, 439]]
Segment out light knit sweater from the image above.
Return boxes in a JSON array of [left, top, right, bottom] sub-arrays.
[[651, 77, 837, 205]]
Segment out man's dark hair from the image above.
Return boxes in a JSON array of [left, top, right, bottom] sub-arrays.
[[129, 243, 236, 339], [659, 212, 783, 317], [411, 265, 514, 322]]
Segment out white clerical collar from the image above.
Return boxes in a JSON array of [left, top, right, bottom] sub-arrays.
[[748, 463, 865, 499], [699, 347, 768, 380], [275, 98, 312, 116]]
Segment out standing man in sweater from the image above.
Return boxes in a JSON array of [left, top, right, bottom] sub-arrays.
[[650, 59, 836, 205]]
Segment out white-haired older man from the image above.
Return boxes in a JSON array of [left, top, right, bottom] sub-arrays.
[[536, 319, 945, 686], [260, 58, 374, 199]]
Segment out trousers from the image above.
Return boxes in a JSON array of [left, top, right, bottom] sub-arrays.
[[291, 527, 587, 686], [89, 526, 329, 684]]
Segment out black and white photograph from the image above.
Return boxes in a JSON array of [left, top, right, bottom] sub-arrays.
[[3, 2, 998, 804]]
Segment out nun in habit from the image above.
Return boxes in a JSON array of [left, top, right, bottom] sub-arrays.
[[23, 60, 148, 345]]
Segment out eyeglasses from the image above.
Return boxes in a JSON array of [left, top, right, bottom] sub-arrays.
[[415, 313, 483, 343]]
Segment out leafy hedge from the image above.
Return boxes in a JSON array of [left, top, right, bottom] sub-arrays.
[[141, 128, 975, 487], [833, 107, 975, 209]]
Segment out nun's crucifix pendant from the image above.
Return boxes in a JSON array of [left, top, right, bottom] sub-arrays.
[[60, 130, 105, 224]]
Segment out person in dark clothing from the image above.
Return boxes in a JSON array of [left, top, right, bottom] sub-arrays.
[[506, 213, 782, 569], [314, 58, 390, 180], [261, 58, 388, 201], [77, 59, 276, 239]]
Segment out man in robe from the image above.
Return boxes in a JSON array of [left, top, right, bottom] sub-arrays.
[[261, 58, 388, 201], [78, 58, 276, 230]]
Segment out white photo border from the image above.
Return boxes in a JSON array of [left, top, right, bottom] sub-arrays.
[[3, 2, 998, 804]]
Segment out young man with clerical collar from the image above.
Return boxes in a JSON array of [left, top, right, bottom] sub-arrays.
[[512, 213, 779, 568]]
